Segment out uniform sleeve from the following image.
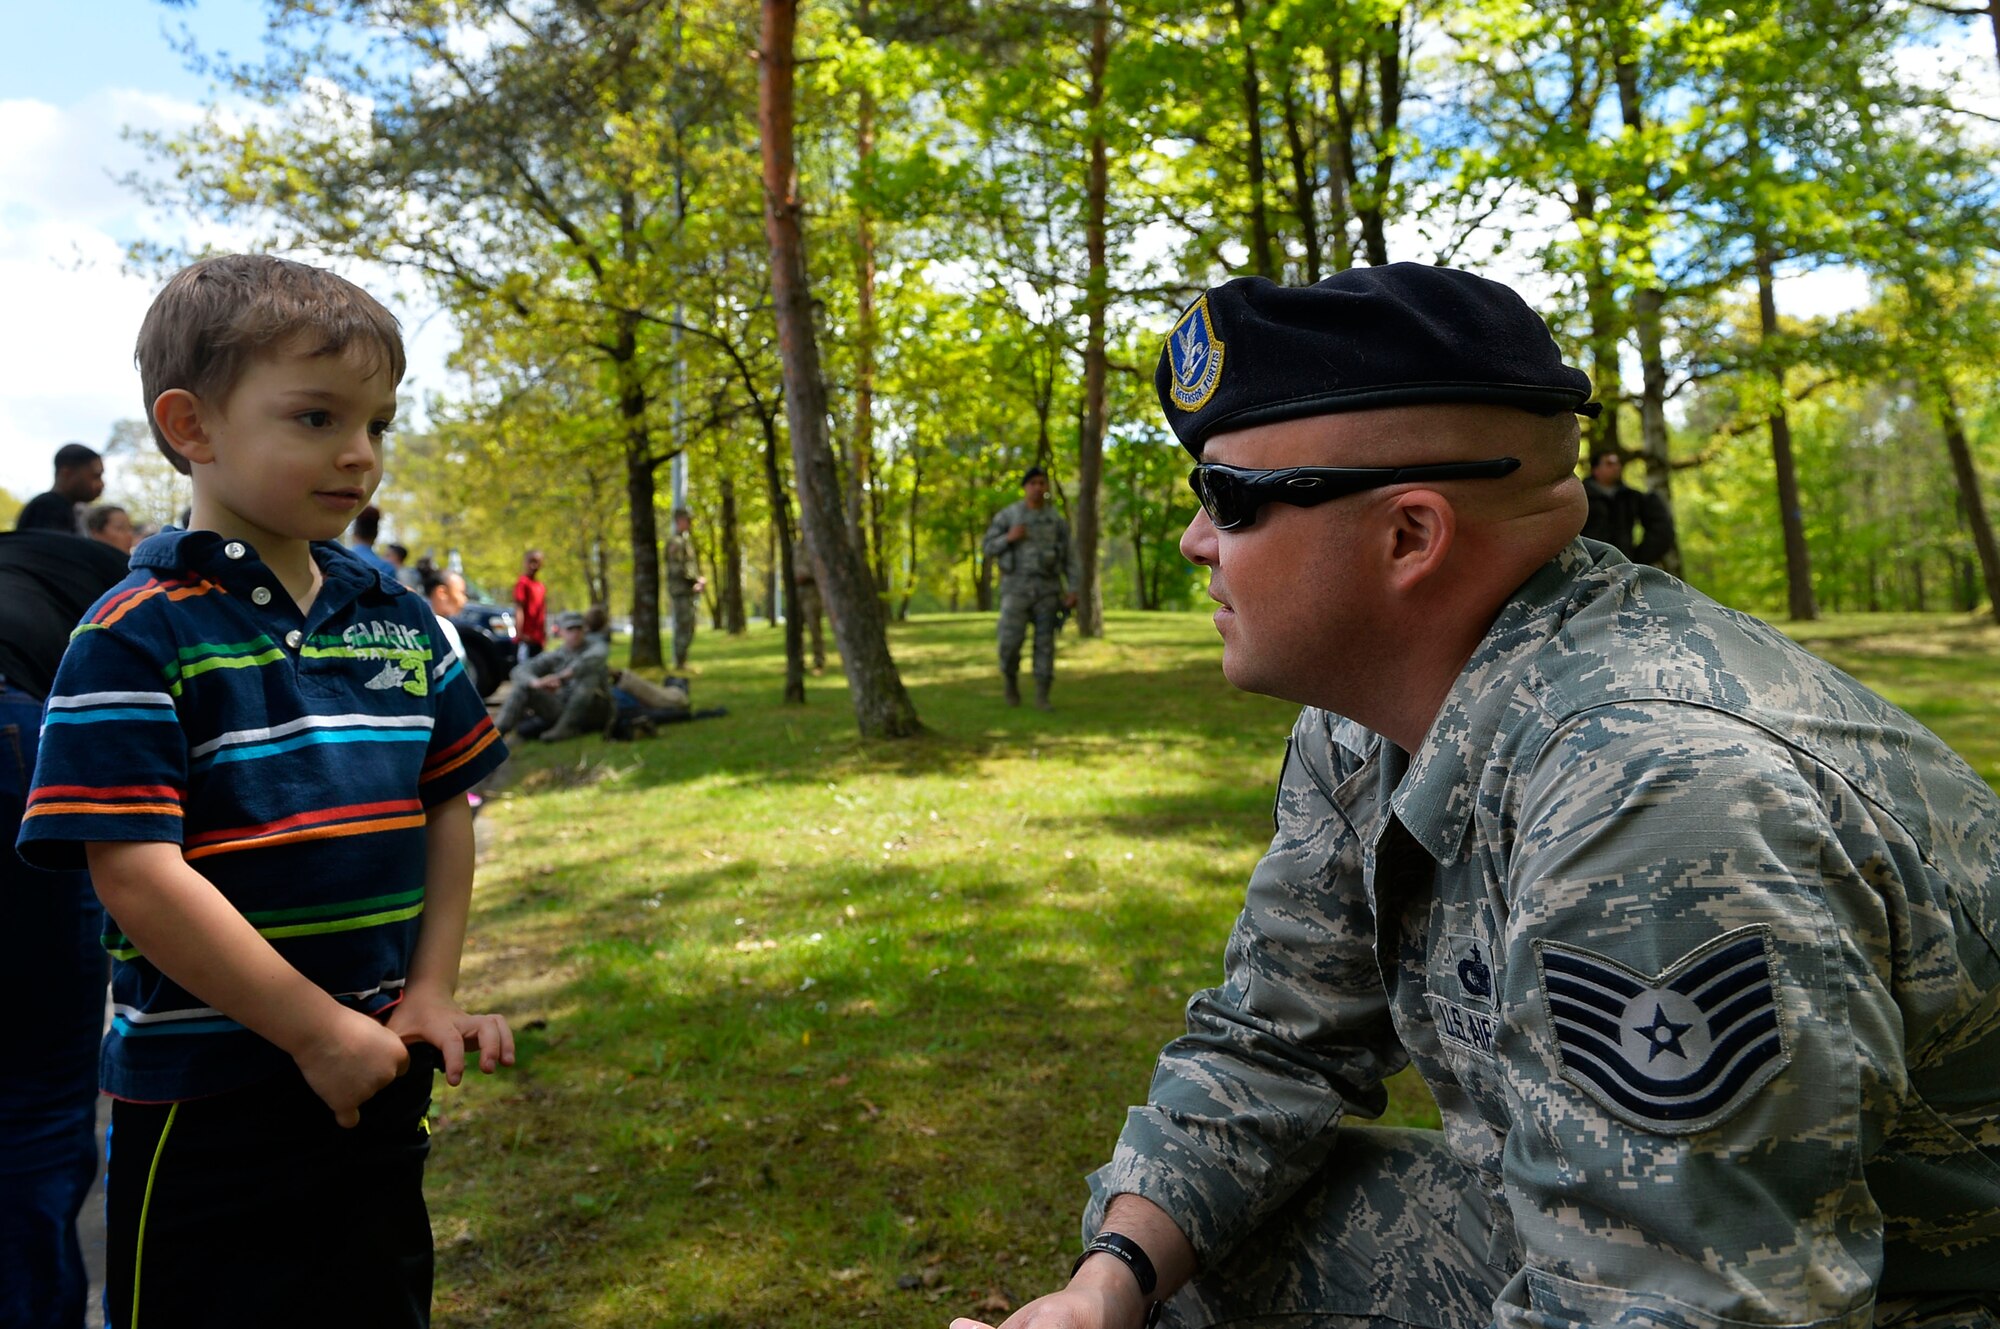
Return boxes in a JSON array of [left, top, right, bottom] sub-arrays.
[[1490, 705, 1899, 1329], [981, 505, 1016, 559], [1091, 710, 1408, 1265], [17, 626, 187, 871], [417, 605, 508, 807]]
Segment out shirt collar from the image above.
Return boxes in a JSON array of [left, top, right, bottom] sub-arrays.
[[1389, 539, 1615, 864], [130, 528, 404, 603]]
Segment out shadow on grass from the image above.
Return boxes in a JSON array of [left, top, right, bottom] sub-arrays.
[[437, 858, 1230, 1325]]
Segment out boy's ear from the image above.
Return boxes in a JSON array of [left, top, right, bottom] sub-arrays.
[[152, 390, 213, 468]]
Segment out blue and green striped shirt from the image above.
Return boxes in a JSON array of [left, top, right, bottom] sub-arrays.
[[18, 530, 507, 1101]]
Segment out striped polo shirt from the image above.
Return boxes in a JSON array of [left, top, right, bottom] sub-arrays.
[[17, 529, 507, 1102]]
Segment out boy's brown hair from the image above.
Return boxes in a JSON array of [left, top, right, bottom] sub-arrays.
[[135, 254, 406, 475]]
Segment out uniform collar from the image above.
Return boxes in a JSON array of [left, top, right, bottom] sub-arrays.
[[130, 528, 404, 604], [1389, 539, 1613, 864]]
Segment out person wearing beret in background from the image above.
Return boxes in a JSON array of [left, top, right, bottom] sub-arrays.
[[954, 264, 2000, 1329]]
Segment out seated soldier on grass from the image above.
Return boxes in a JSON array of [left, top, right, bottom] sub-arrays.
[[493, 606, 612, 742]]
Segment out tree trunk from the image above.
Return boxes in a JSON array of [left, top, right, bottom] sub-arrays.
[[1231, 0, 1276, 277], [1278, 61, 1321, 284], [899, 438, 922, 621], [1075, 5, 1111, 638], [850, 2, 880, 590], [1572, 196, 1623, 459], [719, 474, 745, 633], [1131, 525, 1149, 610], [758, 404, 806, 704], [1322, 39, 1355, 271], [1357, 14, 1402, 267], [759, 0, 919, 738], [613, 318, 664, 668], [1608, 31, 1679, 576], [1755, 244, 1819, 621], [1931, 379, 2000, 624]]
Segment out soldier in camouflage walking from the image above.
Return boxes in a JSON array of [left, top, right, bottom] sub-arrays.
[[664, 506, 706, 671], [956, 265, 2000, 1329], [982, 465, 1081, 710]]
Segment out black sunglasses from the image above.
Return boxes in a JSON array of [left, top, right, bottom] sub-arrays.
[[1188, 457, 1523, 531]]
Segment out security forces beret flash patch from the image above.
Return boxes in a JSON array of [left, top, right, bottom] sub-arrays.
[[1533, 926, 1791, 1135], [1166, 294, 1225, 412], [1151, 263, 1599, 458]]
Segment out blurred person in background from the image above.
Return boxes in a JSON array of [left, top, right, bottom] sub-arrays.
[[14, 444, 104, 535], [84, 504, 137, 555]]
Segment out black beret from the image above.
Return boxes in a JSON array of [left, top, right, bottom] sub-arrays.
[[1022, 465, 1048, 484], [1155, 263, 1597, 457]]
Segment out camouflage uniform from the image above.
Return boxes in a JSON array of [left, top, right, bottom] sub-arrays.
[[665, 529, 700, 669], [1091, 541, 2000, 1329], [983, 498, 1080, 688], [493, 632, 611, 737]]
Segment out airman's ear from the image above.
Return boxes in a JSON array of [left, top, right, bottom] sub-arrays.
[[152, 390, 214, 469], [1383, 489, 1456, 595]]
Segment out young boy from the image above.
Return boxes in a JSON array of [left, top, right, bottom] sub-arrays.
[[17, 254, 511, 1327]]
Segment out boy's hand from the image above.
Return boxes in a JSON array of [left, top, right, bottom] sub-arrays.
[[295, 1005, 412, 1128], [388, 990, 516, 1087]]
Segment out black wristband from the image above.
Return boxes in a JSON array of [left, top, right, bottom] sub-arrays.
[[1072, 1230, 1160, 1298]]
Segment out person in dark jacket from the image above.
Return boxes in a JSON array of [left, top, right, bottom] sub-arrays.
[[0, 528, 130, 1326], [1579, 447, 1675, 566]]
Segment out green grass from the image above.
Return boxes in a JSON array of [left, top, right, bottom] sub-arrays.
[[429, 608, 2000, 1326]]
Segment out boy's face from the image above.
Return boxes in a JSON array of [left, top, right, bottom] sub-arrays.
[[175, 343, 395, 548]]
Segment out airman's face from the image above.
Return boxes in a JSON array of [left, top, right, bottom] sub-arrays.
[[1180, 416, 1386, 707], [1023, 475, 1049, 505], [1591, 454, 1622, 486]]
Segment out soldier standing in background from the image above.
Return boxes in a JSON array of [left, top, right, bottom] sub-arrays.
[[981, 465, 1080, 710], [665, 507, 706, 671], [957, 264, 2000, 1329]]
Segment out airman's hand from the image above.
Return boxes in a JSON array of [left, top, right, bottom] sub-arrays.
[[1007, 523, 1029, 542], [950, 1259, 1149, 1329]]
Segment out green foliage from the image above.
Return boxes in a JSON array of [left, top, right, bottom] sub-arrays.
[[128, 0, 2000, 637]]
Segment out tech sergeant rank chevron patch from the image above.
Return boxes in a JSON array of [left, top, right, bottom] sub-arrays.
[[1532, 925, 1792, 1135]]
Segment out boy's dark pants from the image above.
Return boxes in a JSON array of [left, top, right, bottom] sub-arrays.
[[0, 681, 105, 1329], [106, 1049, 438, 1329]]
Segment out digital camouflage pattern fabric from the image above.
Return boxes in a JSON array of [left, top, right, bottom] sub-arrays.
[[1092, 540, 2000, 1329], [983, 498, 1080, 684]]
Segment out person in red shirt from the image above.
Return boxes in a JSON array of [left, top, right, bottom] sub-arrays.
[[512, 548, 547, 661]]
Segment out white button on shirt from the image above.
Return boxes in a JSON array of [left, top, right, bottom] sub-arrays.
[[285, 630, 303, 649], [251, 587, 273, 606], [224, 542, 247, 560]]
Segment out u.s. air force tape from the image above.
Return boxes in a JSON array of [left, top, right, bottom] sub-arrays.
[[1532, 925, 1792, 1135]]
